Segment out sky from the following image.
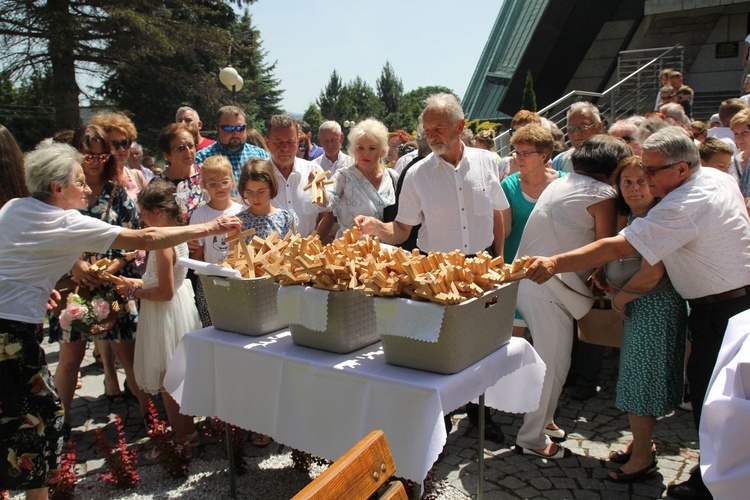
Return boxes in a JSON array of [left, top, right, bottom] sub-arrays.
[[245, 0, 502, 115]]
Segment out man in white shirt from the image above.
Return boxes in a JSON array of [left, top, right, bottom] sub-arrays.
[[265, 115, 329, 237], [355, 93, 509, 443], [526, 127, 750, 500], [314, 121, 353, 176]]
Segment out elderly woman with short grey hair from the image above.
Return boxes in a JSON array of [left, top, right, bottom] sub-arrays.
[[320, 118, 398, 238], [0, 142, 240, 499]]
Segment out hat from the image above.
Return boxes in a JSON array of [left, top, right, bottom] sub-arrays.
[[709, 114, 721, 125]]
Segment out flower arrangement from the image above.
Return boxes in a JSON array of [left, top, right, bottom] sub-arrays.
[[59, 290, 118, 336]]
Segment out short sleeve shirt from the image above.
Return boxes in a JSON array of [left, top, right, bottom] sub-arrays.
[[271, 157, 326, 237], [189, 201, 245, 264], [395, 146, 509, 254], [623, 167, 750, 299], [0, 198, 123, 323]]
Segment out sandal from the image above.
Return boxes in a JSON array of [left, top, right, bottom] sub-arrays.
[[251, 432, 271, 447], [543, 424, 567, 443], [103, 380, 125, 404], [607, 461, 658, 483], [609, 443, 656, 464]]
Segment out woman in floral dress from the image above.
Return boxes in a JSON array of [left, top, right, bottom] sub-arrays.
[[48, 126, 150, 441]]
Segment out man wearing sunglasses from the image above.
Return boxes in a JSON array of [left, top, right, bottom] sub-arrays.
[[195, 105, 270, 184], [526, 126, 750, 500], [552, 102, 604, 173]]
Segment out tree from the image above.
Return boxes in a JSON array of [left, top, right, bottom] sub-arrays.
[[317, 70, 346, 124], [376, 61, 403, 130], [522, 70, 537, 111], [101, 7, 283, 144], [0, 0, 257, 131], [0, 73, 56, 150], [339, 76, 384, 123], [302, 104, 323, 143]]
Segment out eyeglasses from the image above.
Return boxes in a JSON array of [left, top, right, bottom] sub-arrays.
[[298, 144, 307, 152], [206, 179, 233, 189], [638, 161, 683, 176], [509, 129, 516, 137], [243, 188, 270, 199], [172, 143, 196, 153], [567, 123, 599, 133], [83, 153, 111, 164], [73, 179, 88, 189], [513, 150, 541, 158], [111, 139, 132, 150], [219, 124, 247, 133]]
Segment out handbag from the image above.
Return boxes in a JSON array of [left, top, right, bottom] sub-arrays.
[[577, 296, 623, 348]]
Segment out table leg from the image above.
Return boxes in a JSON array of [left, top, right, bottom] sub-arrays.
[[226, 423, 236, 498], [478, 394, 485, 500]]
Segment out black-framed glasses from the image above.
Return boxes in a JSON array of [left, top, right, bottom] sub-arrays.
[[172, 143, 196, 153], [83, 153, 111, 164], [220, 124, 247, 133], [298, 144, 307, 152], [638, 161, 683, 176], [111, 139, 132, 150], [567, 123, 599, 133]]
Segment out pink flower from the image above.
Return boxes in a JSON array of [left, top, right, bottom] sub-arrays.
[[66, 303, 88, 320], [91, 298, 110, 321], [59, 310, 72, 331]]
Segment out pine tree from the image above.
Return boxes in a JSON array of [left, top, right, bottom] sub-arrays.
[[377, 61, 404, 129], [522, 70, 537, 111], [317, 70, 346, 123], [302, 104, 324, 143]]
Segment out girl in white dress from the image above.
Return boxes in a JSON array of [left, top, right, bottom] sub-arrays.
[[117, 181, 201, 446]]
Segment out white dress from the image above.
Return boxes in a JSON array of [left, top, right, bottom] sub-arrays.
[[134, 242, 201, 395]]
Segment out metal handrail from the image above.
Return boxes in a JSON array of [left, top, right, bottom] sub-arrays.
[[494, 44, 684, 155]]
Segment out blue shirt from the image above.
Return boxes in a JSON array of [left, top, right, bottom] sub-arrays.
[[195, 142, 270, 183]]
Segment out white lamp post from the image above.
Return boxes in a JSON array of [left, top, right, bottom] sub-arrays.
[[219, 65, 243, 100]]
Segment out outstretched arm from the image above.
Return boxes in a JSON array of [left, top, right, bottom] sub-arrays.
[[111, 214, 241, 251]]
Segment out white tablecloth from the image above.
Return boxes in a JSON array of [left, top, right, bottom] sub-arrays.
[[164, 328, 545, 484], [700, 309, 750, 499]]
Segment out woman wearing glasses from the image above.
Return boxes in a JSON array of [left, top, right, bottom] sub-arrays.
[[154, 123, 205, 220], [48, 125, 150, 441], [90, 112, 148, 199]]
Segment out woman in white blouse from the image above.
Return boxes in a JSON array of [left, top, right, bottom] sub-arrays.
[[323, 118, 398, 238]]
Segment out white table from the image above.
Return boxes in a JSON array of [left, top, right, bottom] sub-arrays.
[[164, 327, 545, 490]]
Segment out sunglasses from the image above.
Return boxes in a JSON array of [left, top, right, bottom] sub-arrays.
[[298, 144, 307, 152], [172, 143, 196, 153], [83, 153, 111, 164], [219, 125, 247, 133], [111, 139, 132, 150]]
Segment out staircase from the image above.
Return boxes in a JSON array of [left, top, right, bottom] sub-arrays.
[[692, 90, 741, 123]]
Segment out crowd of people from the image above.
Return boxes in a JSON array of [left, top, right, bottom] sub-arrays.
[[1, 75, 749, 499]]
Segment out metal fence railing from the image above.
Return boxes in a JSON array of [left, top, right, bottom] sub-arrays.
[[494, 44, 684, 156]]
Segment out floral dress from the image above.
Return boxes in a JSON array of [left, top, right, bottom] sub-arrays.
[[237, 209, 298, 241], [0, 320, 64, 490], [152, 168, 206, 221], [48, 182, 141, 343]]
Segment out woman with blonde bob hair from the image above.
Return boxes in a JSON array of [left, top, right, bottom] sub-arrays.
[[318, 118, 397, 238]]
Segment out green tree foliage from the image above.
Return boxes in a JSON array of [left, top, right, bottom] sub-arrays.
[[317, 70, 346, 124], [376, 61, 404, 130], [0, 0, 258, 132], [522, 70, 537, 111], [101, 7, 283, 146], [398, 86, 458, 133], [302, 104, 323, 144], [340, 77, 384, 123], [0, 73, 57, 150]]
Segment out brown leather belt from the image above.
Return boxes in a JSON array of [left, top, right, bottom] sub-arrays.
[[688, 285, 750, 306]]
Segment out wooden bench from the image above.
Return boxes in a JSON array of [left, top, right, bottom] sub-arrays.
[[292, 430, 408, 500]]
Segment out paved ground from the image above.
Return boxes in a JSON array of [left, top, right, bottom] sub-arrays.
[[19, 340, 699, 499]]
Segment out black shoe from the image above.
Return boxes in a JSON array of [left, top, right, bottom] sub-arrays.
[[667, 481, 713, 500], [571, 385, 597, 401], [481, 423, 505, 443]]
